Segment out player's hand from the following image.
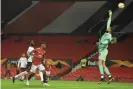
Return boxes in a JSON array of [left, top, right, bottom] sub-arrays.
[[111, 37, 117, 44], [108, 10, 112, 16]]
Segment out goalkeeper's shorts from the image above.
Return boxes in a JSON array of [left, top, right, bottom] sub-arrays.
[[98, 49, 108, 61]]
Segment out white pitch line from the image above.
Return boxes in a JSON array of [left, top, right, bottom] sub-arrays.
[[21, 85, 133, 89]]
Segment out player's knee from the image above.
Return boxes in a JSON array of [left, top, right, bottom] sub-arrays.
[[98, 60, 102, 66], [103, 65, 106, 68], [102, 62, 106, 68]]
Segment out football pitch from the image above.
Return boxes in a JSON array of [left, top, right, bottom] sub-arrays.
[[1, 79, 133, 89]]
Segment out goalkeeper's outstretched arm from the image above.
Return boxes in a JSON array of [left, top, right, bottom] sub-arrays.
[[106, 10, 112, 31]]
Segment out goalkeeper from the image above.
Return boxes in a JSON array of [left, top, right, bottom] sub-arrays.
[[97, 10, 115, 84]]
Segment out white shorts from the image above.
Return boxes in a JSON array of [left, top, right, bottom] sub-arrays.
[[30, 64, 45, 73], [46, 71, 51, 76], [98, 49, 108, 61]]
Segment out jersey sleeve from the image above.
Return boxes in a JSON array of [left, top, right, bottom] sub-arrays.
[[106, 15, 112, 30]]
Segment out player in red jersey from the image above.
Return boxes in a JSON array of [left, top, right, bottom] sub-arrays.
[[27, 42, 49, 86]]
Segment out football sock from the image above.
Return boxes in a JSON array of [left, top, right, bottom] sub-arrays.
[[104, 67, 111, 77], [99, 65, 104, 78], [39, 71, 43, 82]]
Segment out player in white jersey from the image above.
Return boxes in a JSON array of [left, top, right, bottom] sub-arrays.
[[26, 40, 35, 71], [97, 10, 114, 84], [18, 53, 27, 80], [12, 40, 46, 85], [12, 40, 35, 83]]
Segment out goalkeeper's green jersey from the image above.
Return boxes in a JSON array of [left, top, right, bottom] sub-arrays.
[[98, 32, 112, 51]]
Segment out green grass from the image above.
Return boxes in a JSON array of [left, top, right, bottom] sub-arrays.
[[1, 79, 133, 89]]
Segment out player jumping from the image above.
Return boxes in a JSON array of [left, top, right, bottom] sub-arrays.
[[97, 10, 114, 84]]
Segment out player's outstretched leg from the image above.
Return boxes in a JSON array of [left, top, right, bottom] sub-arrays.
[[42, 72, 50, 86], [39, 71, 44, 83], [26, 73, 35, 85], [12, 76, 15, 83], [98, 76, 105, 84], [12, 71, 28, 83], [107, 76, 114, 84]]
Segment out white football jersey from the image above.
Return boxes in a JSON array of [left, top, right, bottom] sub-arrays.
[[18, 57, 27, 68], [27, 46, 34, 62]]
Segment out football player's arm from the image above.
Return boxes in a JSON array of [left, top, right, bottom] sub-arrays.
[[106, 10, 112, 31], [25, 58, 28, 65], [111, 37, 117, 44], [17, 59, 21, 68], [27, 48, 30, 57]]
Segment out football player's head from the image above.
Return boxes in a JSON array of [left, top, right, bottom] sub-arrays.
[[22, 53, 25, 57], [29, 40, 35, 46], [40, 42, 47, 49], [107, 27, 112, 33]]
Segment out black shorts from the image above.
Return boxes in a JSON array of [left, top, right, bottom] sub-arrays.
[[26, 62, 32, 71], [20, 68, 26, 72]]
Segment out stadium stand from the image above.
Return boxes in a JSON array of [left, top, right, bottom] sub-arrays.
[[1, 36, 97, 64]]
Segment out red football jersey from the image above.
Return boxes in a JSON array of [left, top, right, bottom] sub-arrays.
[[32, 48, 46, 65]]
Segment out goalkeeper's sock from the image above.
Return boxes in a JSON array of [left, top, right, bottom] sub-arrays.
[[104, 67, 111, 77], [99, 65, 104, 78]]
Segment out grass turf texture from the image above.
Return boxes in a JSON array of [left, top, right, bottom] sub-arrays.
[[1, 79, 133, 89]]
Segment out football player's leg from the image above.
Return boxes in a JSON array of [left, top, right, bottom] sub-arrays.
[[98, 60, 105, 84], [103, 62, 112, 78], [103, 62, 114, 84], [46, 71, 51, 81], [14, 71, 28, 79], [102, 50, 114, 84], [98, 51, 106, 84], [39, 71, 44, 82], [98, 52, 104, 78], [39, 64, 50, 86], [26, 65, 36, 85], [20, 68, 26, 81], [12, 71, 28, 83], [26, 62, 32, 72], [13, 63, 32, 81]]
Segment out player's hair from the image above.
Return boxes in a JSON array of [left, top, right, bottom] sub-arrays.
[[29, 40, 34, 47]]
